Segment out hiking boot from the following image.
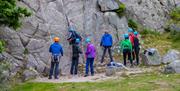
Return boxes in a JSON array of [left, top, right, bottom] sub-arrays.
[[55, 76, 59, 79], [84, 74, 88, 77], [48, 76, 52, 79], [73, 75, 78, 78], [130, 64, 134, 68]]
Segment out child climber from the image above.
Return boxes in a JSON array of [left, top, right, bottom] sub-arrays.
[[84, 38, 96, 77], [120, 34, 133, 67], [70, 38, 82, 76]]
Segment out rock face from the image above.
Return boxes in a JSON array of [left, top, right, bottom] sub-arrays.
[[0, 0, 176, 80], [141, 48, 161, 66], [123, 0, 178, 31], [162, 50, 180, 64], [164, 60, 180, 73], [23, 69, 39, 81]]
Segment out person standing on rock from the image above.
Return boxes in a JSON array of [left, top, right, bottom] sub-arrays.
[[70, 38, 82, 76], [133, 31, 140, 65], [128, 27, 135, 61], [49, 37, 63, 79], [100, 30, 114, 63], [84, 38, 96, 77], [120, 34, 133, 67]]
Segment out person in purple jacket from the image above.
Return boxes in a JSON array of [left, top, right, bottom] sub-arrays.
[[84, 38, 96, 77]]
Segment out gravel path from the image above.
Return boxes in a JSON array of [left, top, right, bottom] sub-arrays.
[[33, 67, 154, 83]]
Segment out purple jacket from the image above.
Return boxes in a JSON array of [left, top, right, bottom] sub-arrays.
[[85, 43, 96, 58]]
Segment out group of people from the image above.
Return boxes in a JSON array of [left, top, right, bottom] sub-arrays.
[[48, 26, 140, 79], [120, 28, 140, 67]]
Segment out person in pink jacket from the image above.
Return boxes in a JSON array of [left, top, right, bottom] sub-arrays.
[[84, 38, 96, 77]]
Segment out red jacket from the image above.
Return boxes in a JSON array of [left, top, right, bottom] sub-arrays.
[[129, 33, 135, 46]]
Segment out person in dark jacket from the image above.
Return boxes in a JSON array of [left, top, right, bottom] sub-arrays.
[[49, 37, 63, 79], [70, 38, 82, 76], [133, 31, 140, 65], [100, 30, 113, 63]]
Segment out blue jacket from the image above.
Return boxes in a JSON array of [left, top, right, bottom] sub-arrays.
[[100, 33, 113, 47], [49, 42, 63, 56]]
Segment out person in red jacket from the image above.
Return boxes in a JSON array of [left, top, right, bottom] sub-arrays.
[[128, 27, 135, 61]]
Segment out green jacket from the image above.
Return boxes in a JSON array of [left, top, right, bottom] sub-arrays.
[[120, 39, 132, 52]]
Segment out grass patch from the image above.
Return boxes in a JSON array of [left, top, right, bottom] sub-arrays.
[[140, 32, 171, 55], [128, 19, 138, 31], [139, 27, 180, 55], [0, 40, 5, 53], [115, 3, 126, 17], [12, 73, 180, 91]]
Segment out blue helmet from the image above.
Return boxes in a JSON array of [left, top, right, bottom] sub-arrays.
[[124, 34, 129, 39], [134, 31, 138, 35], [85, 38, 91, 43], [75, 38, 80, 44], [128, 27, 133, 32]]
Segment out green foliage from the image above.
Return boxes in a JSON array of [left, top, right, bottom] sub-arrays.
[[0, 40, 5, 53], [140, 28, 160, 36], [165, 7, 180, 33], [115, 3, 126, 17], [164, 7, 180, 50], [0, 0, 31, 30], [167, 30, 180, 50], [169, 7, 180, 23], [12, 73, 180, 91], [128, 19, 138, 30], [23, 48, 29, 54]]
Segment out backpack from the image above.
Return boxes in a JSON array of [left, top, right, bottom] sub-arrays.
[[133, 37, 139, 48], [72, 31, 82, 41], [68, 31, 82, 45], [123, 40, 131, 50]]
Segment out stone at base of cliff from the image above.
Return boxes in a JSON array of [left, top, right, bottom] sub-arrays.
[[164, 60, 180, 73], [105, 67, 116, 76], [162, 50, 180, 64], [23, 69, 39, 81], [141, 48, 161, 66], [105, 62, 128, 76]]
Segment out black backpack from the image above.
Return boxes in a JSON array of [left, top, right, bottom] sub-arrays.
[[68, 31, 82, 44], [133, 37, 139, 48]]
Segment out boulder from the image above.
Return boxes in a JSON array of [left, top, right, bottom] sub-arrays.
[[23, 69, 39, 81], [141, 48, 161, 66], [105, 67, 116, 76], [105, 62, 128, 76], [98, 0, 119, 11], [162, 50, 180, 64], [164, 60, 180, 73]]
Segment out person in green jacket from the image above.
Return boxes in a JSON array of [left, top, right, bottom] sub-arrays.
[[120, 34, 133, 67]]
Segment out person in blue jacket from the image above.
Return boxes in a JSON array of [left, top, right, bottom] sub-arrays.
[[49, 37, 63, 79], [100, 30, 114, 63]]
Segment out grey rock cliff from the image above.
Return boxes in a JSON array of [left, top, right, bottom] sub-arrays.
[[0, 0, 176, 80]]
